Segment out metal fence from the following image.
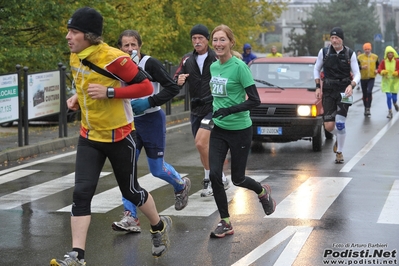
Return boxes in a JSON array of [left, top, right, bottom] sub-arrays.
[[1, 62, 190, 147]]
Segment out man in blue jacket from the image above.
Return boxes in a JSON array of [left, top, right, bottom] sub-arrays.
[[242, 43, 257, 65]]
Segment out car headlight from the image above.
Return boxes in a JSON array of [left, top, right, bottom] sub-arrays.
[[297, 105, 317, 117]]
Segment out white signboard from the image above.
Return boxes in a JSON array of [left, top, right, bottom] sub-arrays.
[[27, 71, 60, 120], [0, 74, 19, 123]]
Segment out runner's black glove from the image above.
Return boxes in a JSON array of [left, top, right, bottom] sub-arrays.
[[213, 108, 231, 119]]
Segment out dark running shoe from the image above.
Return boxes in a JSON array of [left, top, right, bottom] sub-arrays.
[[210, 220, 234, 238], [175, 177, 191, 210], [259, 184, 276, 215]]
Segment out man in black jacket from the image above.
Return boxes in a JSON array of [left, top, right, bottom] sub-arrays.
[[174, 24, 229, 197], [313, 27, 360, 164]]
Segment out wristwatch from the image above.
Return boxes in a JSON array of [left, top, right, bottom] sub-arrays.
[[107, 87, 115, 98]]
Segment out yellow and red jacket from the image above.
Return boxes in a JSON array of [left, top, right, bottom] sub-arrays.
[[70, 42, 152, 142]]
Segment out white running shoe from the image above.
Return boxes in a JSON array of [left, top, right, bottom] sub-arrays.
[[223, 178, 230, 190], [201, 179, 213, 197], [111, 210, 141, 232]]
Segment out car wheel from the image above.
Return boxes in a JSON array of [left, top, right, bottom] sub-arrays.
[[1, 121, 14, 127], [312, 125, 323, 152]]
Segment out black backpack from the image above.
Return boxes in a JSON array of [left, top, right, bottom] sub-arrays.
[[322, 45, 353, 67]]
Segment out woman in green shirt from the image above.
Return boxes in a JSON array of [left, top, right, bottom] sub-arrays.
[[208, 24, 277, 238]]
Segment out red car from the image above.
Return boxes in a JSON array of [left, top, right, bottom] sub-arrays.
[[248, 56, 331, 151]]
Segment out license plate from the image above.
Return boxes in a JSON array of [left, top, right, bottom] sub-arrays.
[[257, 127, 282, 135]]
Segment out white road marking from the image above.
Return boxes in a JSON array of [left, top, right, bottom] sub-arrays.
[[0, 172, 111, 210], [3, 169, 398, 228], [160, 175, 268, 217], [0, 169, 40, 185], [265, 177, 351, 220], [341, 113, 398, 172], [378, 179, 399, 224], [0, 151, 77, 176], [231, 226, 313, 266], [57, 173, 187, 213]]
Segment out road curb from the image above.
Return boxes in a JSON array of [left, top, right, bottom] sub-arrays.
[[0, 136, 78, 163]]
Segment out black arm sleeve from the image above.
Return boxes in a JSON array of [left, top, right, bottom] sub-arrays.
[[202, 95, 213, 104], [227, 84, 260, 114], [145, 57, 181, 107]]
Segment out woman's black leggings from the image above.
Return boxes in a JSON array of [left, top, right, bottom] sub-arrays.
[[209, 125, 263, 219]]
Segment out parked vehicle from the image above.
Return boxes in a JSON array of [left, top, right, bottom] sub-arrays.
[[248, 56, 331, 151]]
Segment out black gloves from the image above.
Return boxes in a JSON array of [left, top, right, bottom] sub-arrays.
[[191, 96, 232, 119], [213, 108, 231, 119], [191, 98, 206, 109]]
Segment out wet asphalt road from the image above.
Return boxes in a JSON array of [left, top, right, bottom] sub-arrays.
[[1, 86, 399, 266]]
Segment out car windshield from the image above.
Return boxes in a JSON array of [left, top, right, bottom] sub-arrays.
[[250, 62, 315, 88]]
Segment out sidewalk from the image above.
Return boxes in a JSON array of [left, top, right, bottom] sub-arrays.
[[0, 106, 190, 164]]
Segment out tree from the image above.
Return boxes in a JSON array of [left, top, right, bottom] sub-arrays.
[[284, 0, 380, 56], [285, 20, 319, 56], [385, 19, 398, 48], [0, 0, 77, 73], [0, 0, 286, 74]]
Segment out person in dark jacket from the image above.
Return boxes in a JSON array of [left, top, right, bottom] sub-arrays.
[[313, 27, 360, 164], [242, 43, 257, 64], [174, 24, 230, 197]]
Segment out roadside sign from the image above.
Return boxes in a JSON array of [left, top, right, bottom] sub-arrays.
[[374, 33, 383, 42], [0, 74, 18, 123]]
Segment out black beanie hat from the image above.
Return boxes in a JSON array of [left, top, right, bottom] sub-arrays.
[[330, 27, 344, 41], [67, 7, 103, 36], [190, 24, 210, 40]]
